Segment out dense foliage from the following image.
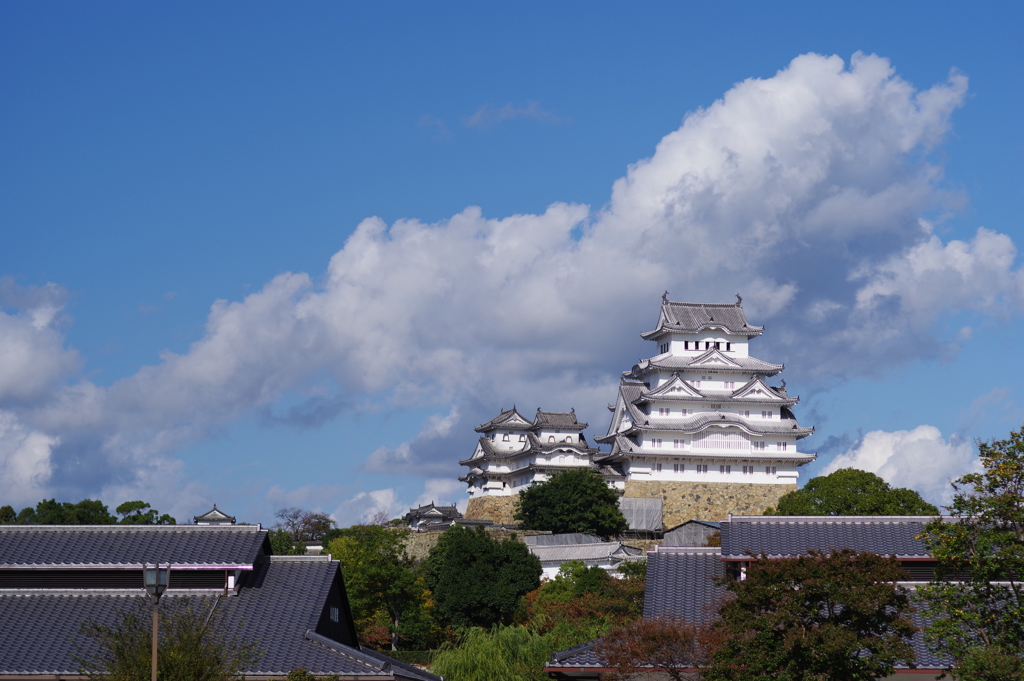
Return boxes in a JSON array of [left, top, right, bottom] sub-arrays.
[[430, 625, 556, 681], [705, 549, 916, 681], [514, 469, 628, 537], [0, 498, 175, 525], [423, 525, 542, 628], [326, 525, 427, 650], [72, 596, 262, 681], [917, 426, 1024, 680], [596, 617, 721, 681], [764, 468, 938, 516]]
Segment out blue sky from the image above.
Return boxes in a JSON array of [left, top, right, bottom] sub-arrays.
[[1, 2, 1022, 524]]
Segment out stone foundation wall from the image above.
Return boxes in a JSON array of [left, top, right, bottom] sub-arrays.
[[623, 480, 795, 528], [465, 495, 520, 525]]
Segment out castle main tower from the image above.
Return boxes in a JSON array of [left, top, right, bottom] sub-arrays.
[[595, 294, 815, 526]]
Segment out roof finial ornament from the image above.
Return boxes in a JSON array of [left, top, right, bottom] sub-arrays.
[[735, 293, 742, 306], [780, 379, 786, 389], [662, 290, 669, 304]]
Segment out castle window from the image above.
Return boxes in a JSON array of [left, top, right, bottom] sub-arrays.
[[726, 342, 732, 351], [744, 410, 750, 418], [681, 409, 688, 416], [502, 434, 510, 442], [777, 442, 787, 451], [656, 463, 662, 472], [673, 463, 682, 473], [519, 434, 526, 442], [548, 436, 555, 443], [660, 343, 669, 354], [714, 342, 720, 350], [331, 606, 339, 622], [762, 411, 772, 419], [698, 464, 708, 474], [673, 439, 681, 448], [705, 342, 711, 350], [564, 436, 572, 443], [752, 441, 766, 451], [652, 438, 663, 448], [742, 466, 750, 475], [765, 466, 777, 475], [720, 465, 731, 475]]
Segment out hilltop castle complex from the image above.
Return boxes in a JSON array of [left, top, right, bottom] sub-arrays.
[[461, 295, 816, 528]]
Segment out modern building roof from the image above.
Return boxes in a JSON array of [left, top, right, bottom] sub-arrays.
[[0, 524, 269, 569], [719, 515, 939, 560], [640, 297, 765, 340]]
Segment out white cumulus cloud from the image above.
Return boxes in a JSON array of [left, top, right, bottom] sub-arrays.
[[2, 52, 1019, 523], [822, 425, 980, 505]]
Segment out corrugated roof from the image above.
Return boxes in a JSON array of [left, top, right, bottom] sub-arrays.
[[529, 542, 642, 563], [719, 516, 937, 559], [0, 525, 268, 568]]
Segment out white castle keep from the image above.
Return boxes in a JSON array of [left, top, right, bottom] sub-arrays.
[[462, 295, 816, 527]]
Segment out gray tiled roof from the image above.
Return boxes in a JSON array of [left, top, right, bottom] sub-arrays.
[[622, 410, 814, 439], [719, 516, 937, 559], [0, 557, 438, 680], [641, 300, 764, 340], [474, 407, 533, 432], [529, 542, 642, 564], [644, 547, 726, 625], [0, 525, 268, 568], [638, 351, 783, 376], [193, 504, 236, 524], [460, 432, 597, 466], [533, 409, 587, 431]]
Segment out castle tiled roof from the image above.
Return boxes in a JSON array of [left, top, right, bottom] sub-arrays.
[[598, 433, 816, 462], [641, 299, 764, 340], [719, 515, 939, 560], [0, 524, 268, 569], [459, 431, 598, 466], [533, 408, 587, 431], [474, 407, 533, 432], [633, 350, 783, 376]]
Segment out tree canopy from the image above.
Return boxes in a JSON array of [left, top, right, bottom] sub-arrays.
[[1, 498, 176, 525], [705, 549, 916, 681], [423, 525, 541, 629], [72, 596, 262, 681], [764, 468, 938, 516], [326, 525, 425, 651], [514, 469, 627, 537], [917, 426, 1024, 680]]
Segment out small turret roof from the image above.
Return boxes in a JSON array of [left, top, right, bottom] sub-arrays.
[[641, 296, 764, 340], [193, 504, 236, 525], [533, 408, 587, 431], [475, 407, 533, 432]]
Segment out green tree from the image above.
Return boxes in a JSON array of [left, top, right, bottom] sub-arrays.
[[72, 596, 263, 681], [115, 500, 176, 525], [705, 549, 917, 681], [764, 468, 938, 515], [524, 560, 645, 652], [917, 426, 1024, 680], [0, 505, 15, 523], [17, 498, 118, 524], [325, 525, 423, 651], [430, 625, 557, 681], [269, 527, 306, 555], [423, 525, 541, 629], [514, 469, 627, 537]]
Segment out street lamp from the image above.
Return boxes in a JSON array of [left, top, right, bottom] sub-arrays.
[[143, 563, 170, 681]]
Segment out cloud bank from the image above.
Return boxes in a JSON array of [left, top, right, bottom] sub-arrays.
[[822, 425, 980, 506], [1, 52, 1017, 521]]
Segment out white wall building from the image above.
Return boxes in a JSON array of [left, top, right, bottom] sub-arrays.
[[595, 294, 815, 487], [459, 407, 622, 498]]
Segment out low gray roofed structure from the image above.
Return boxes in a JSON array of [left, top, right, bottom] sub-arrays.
[[618, 497, 663, 532], [719, 515, 938, 559], [662, 520, 721, 547], [0, 524, 269, 568], [193, 504, 236, 525]]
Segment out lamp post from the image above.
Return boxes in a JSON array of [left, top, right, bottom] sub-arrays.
[[143, 563, 170, 681]]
